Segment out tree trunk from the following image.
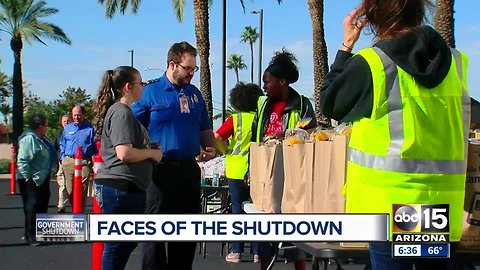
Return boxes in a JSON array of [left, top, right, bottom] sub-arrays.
[[193, 0, 213, 121], [235, 68, 240, 84], [10, 38, 24, 149], [308, 0, 329, 125], [249, 42, 254, 83], [435, 0, 455, 48]]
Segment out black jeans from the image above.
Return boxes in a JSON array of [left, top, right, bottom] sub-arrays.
[[18, 177, 50, 243], [142, 159, 201, 270]]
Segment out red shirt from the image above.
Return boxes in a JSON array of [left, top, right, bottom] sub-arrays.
[[266, 101, 287, 135], [216, 116, 234, 140]]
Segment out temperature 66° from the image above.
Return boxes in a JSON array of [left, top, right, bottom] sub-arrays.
[[428, 246, 442, 255]]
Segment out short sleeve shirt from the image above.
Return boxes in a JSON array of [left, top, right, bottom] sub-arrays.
[[96, 103, 153, 191], [132, 74, 212, 160], [216, 116, 234, 140]]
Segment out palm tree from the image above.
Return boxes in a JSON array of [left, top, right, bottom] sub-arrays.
[[192, 0, 213, 119], [240, 26, 259, 83], [227, 54, 247, 84], [0, 0, 71, 147], [308, 0, 329, 125], [435, 0, 455, 48]]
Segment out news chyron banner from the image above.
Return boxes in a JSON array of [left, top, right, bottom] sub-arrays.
[[36, 214, 389, 242], [392, 204, 450, 258], [88, 214, 389, 242], [36, 214, 86, 242]]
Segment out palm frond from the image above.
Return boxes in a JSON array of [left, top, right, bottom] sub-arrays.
[[226, 54, 247, 69], [24, 1, 58, 21], [38, 23, 71, 45], [172, 0, 185, 22], [98, 0, 119, 18], [130, 0, 140, 13], [239, 0, 245, 13], [240, 25, 259, 43], [0, 0, 70, 46]]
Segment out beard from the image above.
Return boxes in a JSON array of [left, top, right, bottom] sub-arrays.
[[172, 69, 193, 86]]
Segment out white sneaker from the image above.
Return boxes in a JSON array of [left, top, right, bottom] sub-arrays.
[[225, 252, 241, 263]]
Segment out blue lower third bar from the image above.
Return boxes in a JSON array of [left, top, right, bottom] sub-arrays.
[[420, 244, 450, 258]]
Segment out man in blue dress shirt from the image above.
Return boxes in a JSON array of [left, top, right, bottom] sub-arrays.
[[133, 41, 216, 270], [60, 105, 96, 211]]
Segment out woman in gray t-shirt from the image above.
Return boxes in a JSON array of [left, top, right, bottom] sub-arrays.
[[92, 66, 163, 270]]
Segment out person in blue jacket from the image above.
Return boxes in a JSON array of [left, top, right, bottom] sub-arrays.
[[132, 41, 216, 270], [60, 105, 96, 211]]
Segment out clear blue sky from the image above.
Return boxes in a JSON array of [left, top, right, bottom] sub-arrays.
[[0, 0, 479, 126]]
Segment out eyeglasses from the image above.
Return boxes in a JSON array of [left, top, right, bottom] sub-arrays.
[[176, 63, 199, 73], [132, 81, 147, 86]]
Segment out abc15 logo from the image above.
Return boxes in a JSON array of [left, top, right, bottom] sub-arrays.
[[392, 204, 449, 233]]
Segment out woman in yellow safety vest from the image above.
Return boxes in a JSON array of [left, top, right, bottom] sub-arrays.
[[251, 51, 317, 270], [320, 0, 469, 269], [215, 82, 263, 264]]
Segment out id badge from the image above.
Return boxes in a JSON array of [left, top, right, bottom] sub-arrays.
[[179, 93, 190, 113]]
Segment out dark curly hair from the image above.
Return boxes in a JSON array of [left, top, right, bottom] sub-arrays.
[[265, 49, 299, 84], [229, 82, 263, 112]]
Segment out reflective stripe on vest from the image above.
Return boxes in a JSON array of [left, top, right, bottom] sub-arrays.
[[288, 97, 303, 128], [225, 112, 255, 179], [256, 96, 268, 143], [348, 47, 470, 174], [226, 113, 250, 156]]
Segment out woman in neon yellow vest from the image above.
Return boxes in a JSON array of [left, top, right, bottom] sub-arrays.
[[251, 51, 316, 270], [215, 82, 263, 263], [320, 0, 469, 269]]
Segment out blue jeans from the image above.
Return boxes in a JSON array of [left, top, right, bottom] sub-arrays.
[[95, 183, 146, 270], [369, 242, 458, 270], [227, 179, 258, 254]]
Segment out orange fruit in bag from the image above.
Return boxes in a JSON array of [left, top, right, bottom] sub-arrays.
[[314, 131, 329, 141], [287, 137, 304, 146]]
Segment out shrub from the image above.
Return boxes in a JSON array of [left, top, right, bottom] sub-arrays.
[[0, 159, 10, 174]]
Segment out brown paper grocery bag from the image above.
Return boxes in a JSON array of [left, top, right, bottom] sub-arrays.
[[312, 135, 348, 213], [461, 141, 480, 248], [249, 143, 284, 213], [304, 143, 315, 213], [249, 143, 269, 211], [281, 142, 315, 213]]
